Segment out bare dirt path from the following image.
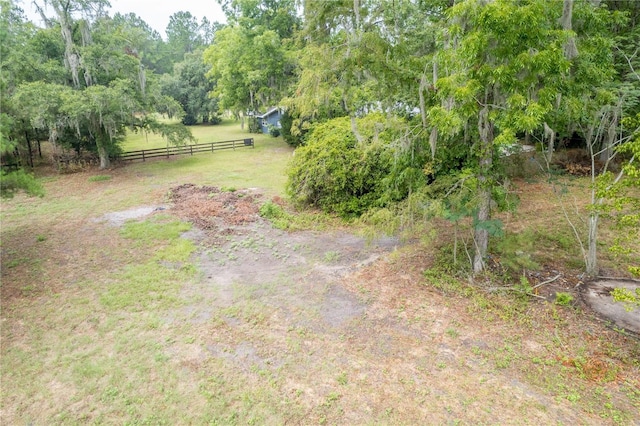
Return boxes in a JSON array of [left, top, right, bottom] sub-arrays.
[[162, 185, 637, 424]]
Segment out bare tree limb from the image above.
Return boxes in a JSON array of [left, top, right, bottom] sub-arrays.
[[532, 274, 562, 290]]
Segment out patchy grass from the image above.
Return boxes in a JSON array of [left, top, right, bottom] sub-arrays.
[[120, 216, 192, 243], [88, 174, 112, 182], [2, 133, 639, 424]]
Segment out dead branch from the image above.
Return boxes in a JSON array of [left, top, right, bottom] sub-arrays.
[[532, 274, 562, 290]]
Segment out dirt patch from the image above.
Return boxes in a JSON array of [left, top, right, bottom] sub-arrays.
[[98, 206, 166, 226], [582, 279, 640, 334], [162, 184, 640, 424]]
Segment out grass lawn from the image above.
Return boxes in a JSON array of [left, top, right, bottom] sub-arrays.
[[121, 118, 274, 151], [1, 123, 639, 424]]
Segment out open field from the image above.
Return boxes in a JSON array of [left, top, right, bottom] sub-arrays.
[[1, 123, 639, 424], [121, 119, 269, 152]]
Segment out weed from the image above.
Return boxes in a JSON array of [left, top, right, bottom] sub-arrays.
[[565, 392, 581, 403], [324, 392, 341, 406], [555, 292, 574, 307], [259, 200, 285, 218], [6, 258, 23, 268], [445, 328, 459, 338], [323, 251, 341, 262], [259, 200, 294, 230], [611, 288, 640, 311], [513, 275, 534, 301], [36, 234, 47, 242], [336, 372, 348, 386]]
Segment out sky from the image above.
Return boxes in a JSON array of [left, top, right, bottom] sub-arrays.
[[20, 0, 227, 39]]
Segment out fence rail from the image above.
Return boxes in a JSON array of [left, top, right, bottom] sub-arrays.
[[118, 138, 254, 162]]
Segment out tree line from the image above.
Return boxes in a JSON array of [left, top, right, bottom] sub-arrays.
[[1, 0, 638, 277]]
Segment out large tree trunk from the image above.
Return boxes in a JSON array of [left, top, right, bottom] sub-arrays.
[[96, 135, 110, 169], [474, 104, 494, 274]]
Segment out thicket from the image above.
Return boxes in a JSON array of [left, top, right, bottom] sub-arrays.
[[287, 114, 411, 217]]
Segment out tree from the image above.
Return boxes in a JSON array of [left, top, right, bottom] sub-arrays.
[[537, 0, 637, 277], [161, 50, 220, 125], [166, 11, 216, 62], [204, 0, 298, 125], [219, 0, 299, 39], [0, 1, 47, 197], [12, 0, 193, 169], [203, 23, 293, 121], [429, 0, 572, 273], [0, 113, 44, 198], [111, 12, 172, 74]]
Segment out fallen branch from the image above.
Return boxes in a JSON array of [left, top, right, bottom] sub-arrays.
[[526, 292, 548, 300], [532, 274, 562, 290]]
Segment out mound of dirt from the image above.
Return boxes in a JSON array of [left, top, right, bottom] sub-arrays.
[[582, 279, 640, 335], [169, 184, 262, 233]]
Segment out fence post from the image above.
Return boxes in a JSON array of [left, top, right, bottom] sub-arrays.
[[142, 150, 145, 162], [190, 145, 193, 156]]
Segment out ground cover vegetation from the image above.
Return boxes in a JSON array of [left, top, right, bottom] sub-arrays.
[[2, 0, 640, 422]]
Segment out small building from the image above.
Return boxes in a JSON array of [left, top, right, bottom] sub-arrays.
[[255, 108, 283, 134]]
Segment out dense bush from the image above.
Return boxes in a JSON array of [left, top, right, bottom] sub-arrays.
[[287, 114, 402, 217], [248, 117, 261, 133], [268, 125, 281, 137], [279, 110, 304, 146]]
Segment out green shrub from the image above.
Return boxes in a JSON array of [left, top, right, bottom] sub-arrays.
[[259, 200, 294, 229], [493, 230, 542, 274], [286, 114, 399, 217], [268, 125, 281, 138], [259, 200, 286, 220], [279, 110, 305, 146], [248, 116, 261, 133], [555, 292, 574, 306], [0, 169, 44, 199]]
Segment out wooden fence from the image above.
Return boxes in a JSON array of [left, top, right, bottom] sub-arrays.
[[118, 138, 255, 162]]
